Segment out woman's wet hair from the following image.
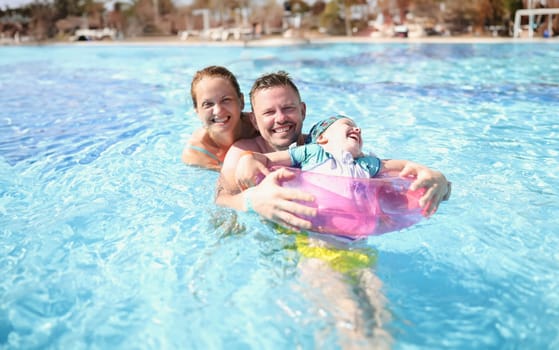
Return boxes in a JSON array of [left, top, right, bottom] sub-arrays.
[[190, 66, 242, 108]]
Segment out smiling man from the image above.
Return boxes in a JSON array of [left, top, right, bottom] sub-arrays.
[[247, 72, 307, 152]]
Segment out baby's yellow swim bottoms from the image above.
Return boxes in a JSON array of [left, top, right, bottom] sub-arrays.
[[275, 225, 378, 275]]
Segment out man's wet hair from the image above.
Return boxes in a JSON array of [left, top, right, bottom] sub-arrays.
[[249, 71, 301, 111]]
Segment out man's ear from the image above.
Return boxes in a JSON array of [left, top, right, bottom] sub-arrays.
[[300, 101, 307, 121], [248, 112, 257, 129]]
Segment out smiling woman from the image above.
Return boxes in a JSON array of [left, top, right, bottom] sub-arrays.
[[182, 65, 258, 170]]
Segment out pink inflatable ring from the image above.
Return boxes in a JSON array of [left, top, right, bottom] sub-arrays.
[[280, 168, 427, 239]]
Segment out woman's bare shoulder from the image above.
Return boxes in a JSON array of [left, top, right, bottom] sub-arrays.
[[187, 128, 206, 144]]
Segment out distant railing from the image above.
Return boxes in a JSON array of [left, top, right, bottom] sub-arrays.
[[513, 8, 559, 38]]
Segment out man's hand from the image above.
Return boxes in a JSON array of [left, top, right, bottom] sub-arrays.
[[399, 162, 450, 216], [245, 167, 317, 231]]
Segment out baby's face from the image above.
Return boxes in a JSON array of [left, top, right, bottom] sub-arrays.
[[321, 118, 362, 158]]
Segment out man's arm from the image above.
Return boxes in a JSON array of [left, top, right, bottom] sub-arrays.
[[398, 162, 451, 216], [376, 158, 451, 216], [215, 140, 316, 230]]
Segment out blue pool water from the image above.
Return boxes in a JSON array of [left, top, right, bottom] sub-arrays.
[[1, 42, 558, 349]]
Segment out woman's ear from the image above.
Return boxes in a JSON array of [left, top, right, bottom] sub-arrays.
[[240, 93, 245, 111]]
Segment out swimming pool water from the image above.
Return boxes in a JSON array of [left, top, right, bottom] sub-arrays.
[[1, 42, 558, 349]]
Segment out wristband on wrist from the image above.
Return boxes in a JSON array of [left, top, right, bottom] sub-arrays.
[[244, 187, 256, 213]]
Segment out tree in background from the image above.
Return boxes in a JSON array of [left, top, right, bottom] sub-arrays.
[[28, 2, 56, 40], [502, 0, 523, 32], [251, 0, 284, 34], [343, 0, 353, 36], [187, 0, 241, 27], [441, 1, 476, 34], [82, 0, 106, 29], [319, 0, 343, 35], [53, 0, 82, 20], [107, 2, 126, 37], [128, 0, 175, 34], [319, 0, 367, 36], [395, 0, 411, 23], [473, 0, 524, 35], [308, 0, 326, 30], [281, 0, 310, 36], [388, 0, 548, 36], [477, 0, 506, 27]]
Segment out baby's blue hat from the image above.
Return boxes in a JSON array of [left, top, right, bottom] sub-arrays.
[[306, 115, 347, 144]]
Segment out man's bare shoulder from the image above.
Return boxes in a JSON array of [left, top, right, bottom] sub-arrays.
[[231, 136, 265, 152]]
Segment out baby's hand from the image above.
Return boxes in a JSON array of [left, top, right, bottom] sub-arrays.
[[235, 152, 270, 190]]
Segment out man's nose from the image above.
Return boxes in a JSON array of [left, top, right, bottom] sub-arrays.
[[275, 109, 288, 122]]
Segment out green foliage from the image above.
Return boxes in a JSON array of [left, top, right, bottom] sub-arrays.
[[50, 0, 105, 20], [289, 0, 311, 13], [504, 0, 523, 19], [319, 0, 339, 29], [53, 0, 81, 19]]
